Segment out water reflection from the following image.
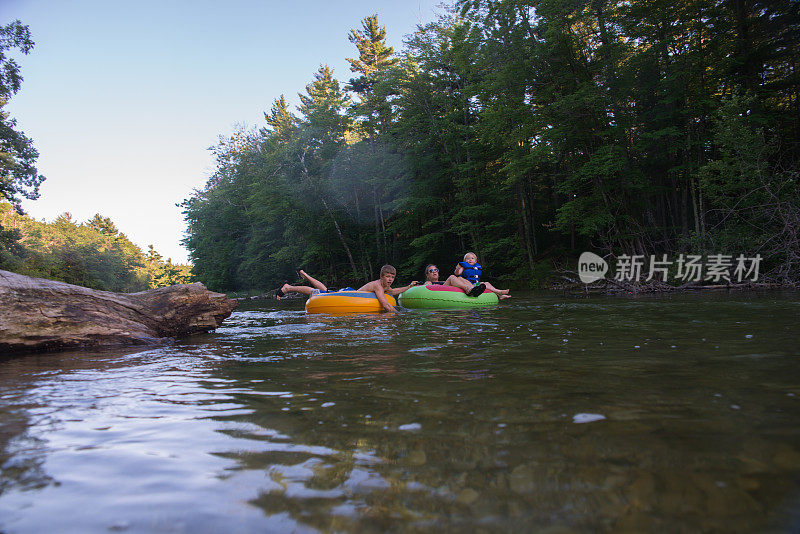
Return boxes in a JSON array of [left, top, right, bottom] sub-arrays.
[[0, 293, 799, 532], [0, 348, 149, 496]]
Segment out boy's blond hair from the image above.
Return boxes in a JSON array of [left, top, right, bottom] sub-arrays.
[[464, 252, 477, 261], [379, 264, 396, 277]]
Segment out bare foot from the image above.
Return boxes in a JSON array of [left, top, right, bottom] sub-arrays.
[[276, 283, 291, 300], [500, 294, 512, 300]]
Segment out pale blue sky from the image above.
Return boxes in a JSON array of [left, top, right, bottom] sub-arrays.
[[1, 0, 442, 263]]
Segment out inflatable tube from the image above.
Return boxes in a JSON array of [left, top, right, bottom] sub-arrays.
[[305, 291, 397, 314], [398, 284, 498, 309]]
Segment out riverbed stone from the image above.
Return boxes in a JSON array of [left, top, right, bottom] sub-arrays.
[[660, 472, 704, 515], [711, 487, 761, 518], [536, 525, 581, 534], [736, 454, 772, 475], [736, 476, 761, 491], [455, 488, 479, 505], [772, 444, 800, 470], [627, 473, 656, 510], [406, 450, 427, 466], [490, 473, 509, 491], [509, 464, 537, 494], [615, 511, 655, 533]]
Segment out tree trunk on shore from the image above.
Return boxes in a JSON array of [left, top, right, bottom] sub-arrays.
[[0, 270, 237, 354]]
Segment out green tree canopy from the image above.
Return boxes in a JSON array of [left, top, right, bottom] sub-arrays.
[[0, 20, 44, 209], [182, 2, 800, 291]]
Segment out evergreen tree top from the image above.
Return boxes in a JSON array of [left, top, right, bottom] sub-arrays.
[[298, 65, 350, 121], [346, 14, 397, 81], [264, 94, 298, 141]]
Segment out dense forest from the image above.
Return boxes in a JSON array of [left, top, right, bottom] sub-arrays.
[[183, 0, 799, 292], [0, 20, 189, 291]]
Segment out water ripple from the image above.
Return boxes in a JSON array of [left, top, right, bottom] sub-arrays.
[[1, 292, 799, 532]]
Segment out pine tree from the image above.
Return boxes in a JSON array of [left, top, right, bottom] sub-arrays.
[[263, 94, 298, 142], [346, 14, 398, 138], [295, 66, 359, 276]]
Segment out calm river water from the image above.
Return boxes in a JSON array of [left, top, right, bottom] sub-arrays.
[[1, 291, 799, 533]]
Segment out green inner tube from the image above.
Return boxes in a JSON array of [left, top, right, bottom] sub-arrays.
[[399, 285, 499, 309]]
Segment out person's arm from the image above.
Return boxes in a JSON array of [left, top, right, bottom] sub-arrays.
[[361, 280, 396, 312], [374, 287, 397, 312], [454, 263, 464, 276], [387, 281, 419, 295]]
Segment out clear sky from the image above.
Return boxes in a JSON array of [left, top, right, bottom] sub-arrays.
[[1, 0, 442, 263]]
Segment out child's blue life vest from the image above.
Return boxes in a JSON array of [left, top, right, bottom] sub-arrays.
[[458, 261, 483, 285]]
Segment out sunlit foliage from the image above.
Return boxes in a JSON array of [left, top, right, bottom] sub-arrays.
[[0, 203, 190, 291]]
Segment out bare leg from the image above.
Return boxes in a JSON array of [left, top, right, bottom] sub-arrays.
[[298, 269, 327, 291], [280, 283, 317, 297], [444, 275, 473, 293], [483, 282, 511, 299]]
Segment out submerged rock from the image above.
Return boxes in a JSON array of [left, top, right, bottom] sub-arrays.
[[0, 269, 237, 353], [455, 488, 479, 505], [406, 450, 427, 466]]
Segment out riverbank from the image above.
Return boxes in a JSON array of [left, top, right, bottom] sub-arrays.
[[228, 278, 798, 301], [550, 274, 797, 295]]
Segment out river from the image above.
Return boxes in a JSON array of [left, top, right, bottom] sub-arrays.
[[1, 291, 799, 532]]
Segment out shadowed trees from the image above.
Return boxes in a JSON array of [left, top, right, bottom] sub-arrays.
[[183, 5, 800, 291]]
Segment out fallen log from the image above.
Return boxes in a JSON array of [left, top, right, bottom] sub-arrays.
[[0, 270, 237, 354]]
